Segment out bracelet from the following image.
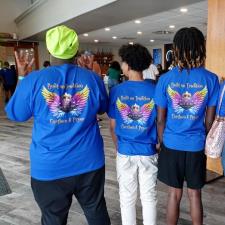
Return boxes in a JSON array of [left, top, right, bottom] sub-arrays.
[[18, 76, 25, 80]]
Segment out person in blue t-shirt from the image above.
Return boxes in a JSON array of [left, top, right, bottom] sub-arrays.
[[108, 44, 158, 225], [155, 27, 220, 225], [5, 25, 110, 225], [218, 80, 225, 172], [0, 61, 17, 103]]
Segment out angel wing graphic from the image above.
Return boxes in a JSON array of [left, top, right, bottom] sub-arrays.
[[116, 98, 154, 125], [189, 86, 208, 114], [70, 86, 90, 116], [42, 87, 64, 118], [167, 85, 208, 115], [42, 85, 90, 118], [167, 85, 184, 114], [139, 100, 154, 125], [116, 98, 133, 124]]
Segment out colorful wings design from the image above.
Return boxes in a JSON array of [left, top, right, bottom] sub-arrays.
[[189, 86, 208, 114], [116, 98, 154, 125], [116, 98, 133, 124], [139, 99, 154, 125], [42, 85, 90, 118], [70, 86, 90, 116], [167, 85, 208, 115], [42, 87, 64, 118], [167, 85, 184, 114]]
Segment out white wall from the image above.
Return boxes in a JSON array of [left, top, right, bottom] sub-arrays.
[[0, 0, 30, 34], [16, 0, 117, 39]]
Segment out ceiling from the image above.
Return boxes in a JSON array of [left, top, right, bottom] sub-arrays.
[[78, 1, 208, 46], [28, 0, 207, 46]]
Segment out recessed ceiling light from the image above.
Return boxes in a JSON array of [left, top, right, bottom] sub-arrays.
[[180, 8, 188, 12], [150, 39, 155, 42], [112, 36, 117, 39], [135, 20, 141, 24], [83, 33, 88, 37], [94, 39, 99, 43], [105, 27, 111, 31], [129, 42, 134, 45], [137, 31, 142, 35], [169, 25, 175, 29]]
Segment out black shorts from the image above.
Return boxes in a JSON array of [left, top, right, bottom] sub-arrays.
[[158, 144, 206, 189]]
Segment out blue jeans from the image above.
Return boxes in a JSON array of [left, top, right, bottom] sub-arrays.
[[222, 143, 225, 174]]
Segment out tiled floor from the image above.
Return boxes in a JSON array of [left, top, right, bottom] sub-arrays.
[[0, 111, 224, 225]]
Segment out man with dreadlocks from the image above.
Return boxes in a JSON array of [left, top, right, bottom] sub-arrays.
[[154, 27, 220, 225]]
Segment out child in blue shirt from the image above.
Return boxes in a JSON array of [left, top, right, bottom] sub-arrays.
[[155, 27, 219, 225], [108, 44, 158, 225]]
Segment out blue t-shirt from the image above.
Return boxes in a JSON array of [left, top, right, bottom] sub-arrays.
[[108, 81, 157, 156], [217, 81, 225, 117], [155, 67, 219, 152], [0, 68, 17, 86], [5, 64, 108, 180]]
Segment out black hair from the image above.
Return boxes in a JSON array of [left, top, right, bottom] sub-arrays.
[[3, 61, 9, 67], [43, 60, 51, 67], [119, 43, 152, 72], [110, 61, 121, 71], [173, 27, 206, 69]]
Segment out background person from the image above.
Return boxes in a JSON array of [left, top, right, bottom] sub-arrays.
[[0, 61, 17, 103], [143, 60, 159, 83], [107, 61, 121, 91]]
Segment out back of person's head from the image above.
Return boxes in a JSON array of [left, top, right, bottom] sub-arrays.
[[10, 65, 15, 70], [43, 61, 51, 68], [157, 64, 162, 70], [46, 25, 79, 62], [110, 61, 121, 71], [3, 61, 9, 68], [119, 43, 152, 72], [173, 27, 205, 70]]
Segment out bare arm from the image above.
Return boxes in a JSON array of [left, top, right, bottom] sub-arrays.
[[157, 107, 167, 144], [109, 119, 118, 151], [205, 106, 216, 133]]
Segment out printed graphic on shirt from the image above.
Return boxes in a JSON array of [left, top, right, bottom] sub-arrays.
[[42, 85, 90, 118], [167, 85, 207, 115], [116, 98, 154, 125]]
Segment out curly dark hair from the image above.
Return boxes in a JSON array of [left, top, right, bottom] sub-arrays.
[[110, 61, 121, 71], [173, 27, 206, 70], [119, 44, 152, 72]]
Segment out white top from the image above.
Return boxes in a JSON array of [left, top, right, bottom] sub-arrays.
[[143, 64, 159, 80]]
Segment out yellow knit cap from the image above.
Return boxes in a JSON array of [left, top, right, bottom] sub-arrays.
[[46, 25, 79, 59]]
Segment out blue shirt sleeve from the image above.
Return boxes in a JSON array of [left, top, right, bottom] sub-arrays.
[[5, 76, 33, 122], [217, 81, 225, 116], [207, 76, 220, 107], [154, 76, 167, 108], [108, 87, 116, 119]]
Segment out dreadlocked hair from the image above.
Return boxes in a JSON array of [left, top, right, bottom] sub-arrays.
[[173, 27, 206, 71]]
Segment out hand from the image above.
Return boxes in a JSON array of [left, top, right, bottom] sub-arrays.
[[14, 50, 35, 76], [77, 54, 94, 70]]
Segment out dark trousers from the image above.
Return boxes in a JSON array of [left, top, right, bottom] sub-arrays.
[[31, 166, 111, 225]]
